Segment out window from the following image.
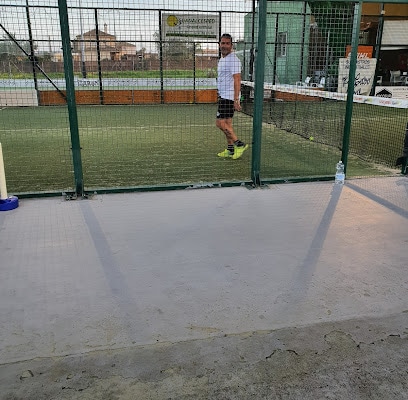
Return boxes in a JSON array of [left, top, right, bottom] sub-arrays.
[[277, 32, 287, 57]]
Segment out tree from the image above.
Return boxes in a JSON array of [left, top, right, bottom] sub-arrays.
[[153, 32, 199, 62], [0, 35, 33, 61]]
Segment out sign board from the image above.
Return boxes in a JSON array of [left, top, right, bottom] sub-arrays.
[[375, 86, 408, 100], [338, 58, 377, 95], [345, 45, 374, 58], [162, 13, 220, 40]]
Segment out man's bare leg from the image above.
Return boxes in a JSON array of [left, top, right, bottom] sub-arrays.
[[216, 118, 237, 144]]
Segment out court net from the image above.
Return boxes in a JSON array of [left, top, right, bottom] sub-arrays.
[[241, 81, 408, 170]]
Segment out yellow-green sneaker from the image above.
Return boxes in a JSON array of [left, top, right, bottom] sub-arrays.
[[217, 149, 233, 158], [232, 144, 249, 159]]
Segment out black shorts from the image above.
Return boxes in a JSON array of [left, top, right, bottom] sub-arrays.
[[216, 97, 234, 119]]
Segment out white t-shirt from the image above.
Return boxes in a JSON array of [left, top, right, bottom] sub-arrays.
[[217, 52, 241, 101]]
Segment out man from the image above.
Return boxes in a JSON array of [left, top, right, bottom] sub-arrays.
[[216, 33, 248, 160], [395, 122, 408, 174]]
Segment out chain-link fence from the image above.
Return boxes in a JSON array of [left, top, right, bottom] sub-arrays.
[[0, 0, 407, 196]]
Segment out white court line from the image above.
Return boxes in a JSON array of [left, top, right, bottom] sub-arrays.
[[0, 125, 213, 133], [0, 122, 253, 133]]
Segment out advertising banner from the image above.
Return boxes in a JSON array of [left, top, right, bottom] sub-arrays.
[[337, 58, 377, 95], [375, 86, 408, 100], [162, 13, 220, 40], [345, 45, 374, 58]]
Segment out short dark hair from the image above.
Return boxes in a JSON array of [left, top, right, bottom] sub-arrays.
[[220, 33, 233, 42]]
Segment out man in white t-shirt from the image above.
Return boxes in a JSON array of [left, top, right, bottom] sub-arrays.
[[216, 33, 248, 160], [395, 121, 408, 174]]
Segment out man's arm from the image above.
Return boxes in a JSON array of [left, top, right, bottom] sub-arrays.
[[233, 73, 241, 109]]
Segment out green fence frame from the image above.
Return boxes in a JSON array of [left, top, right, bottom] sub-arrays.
[[58, 0, 84, 196], [1, 0, 407, 197], [56, 0, 408, 196]]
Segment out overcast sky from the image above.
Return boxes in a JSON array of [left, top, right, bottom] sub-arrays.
[[2, 0, 253, 12], [0, 0, 253, 52]]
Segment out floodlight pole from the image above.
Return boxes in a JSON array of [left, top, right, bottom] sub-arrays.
[[341, 0, 363, 174]]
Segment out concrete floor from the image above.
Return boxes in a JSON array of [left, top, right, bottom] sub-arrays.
[[0, 177, 407, 399]]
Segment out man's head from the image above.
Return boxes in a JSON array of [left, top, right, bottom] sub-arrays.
[[219, 33, 233, 57]]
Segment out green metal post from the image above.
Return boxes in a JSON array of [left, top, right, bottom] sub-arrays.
[[249, 0, 256, 82], [193, 42, 196, 103], [58, 0, 84, 196], [94, 9, 105, 105], [25, 1, 40, 105], [341, 0, 363, 174], [370, 2, 385, 96], [159, 11, 164, 104], [251, 0, 267, 186]]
